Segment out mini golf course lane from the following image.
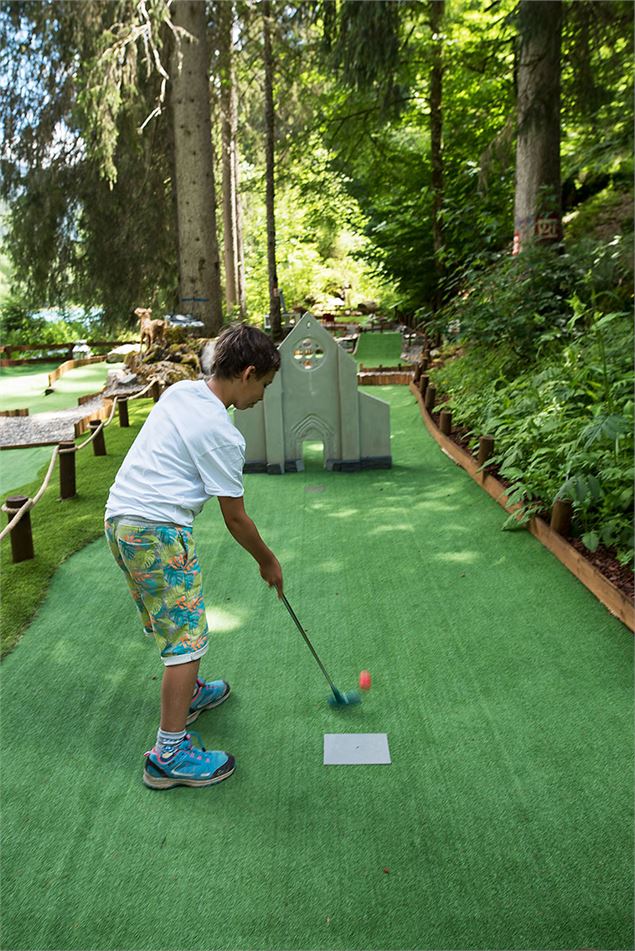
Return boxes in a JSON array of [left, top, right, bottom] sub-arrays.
[[0, 361, 119, 414], [0, 362, 124, 496], [352, 331, 403, 366], [1, 386, 632, 951]]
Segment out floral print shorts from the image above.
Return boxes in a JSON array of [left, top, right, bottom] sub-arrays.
[[105, 517, 209, 665]]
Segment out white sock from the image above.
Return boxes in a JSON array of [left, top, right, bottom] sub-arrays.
[[156, 728, 186, 755]]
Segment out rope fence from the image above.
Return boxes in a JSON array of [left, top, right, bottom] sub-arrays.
[[1, 376, 159, 561]]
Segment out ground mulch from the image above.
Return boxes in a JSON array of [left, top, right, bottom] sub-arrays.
[[569, 539, 634, 602]]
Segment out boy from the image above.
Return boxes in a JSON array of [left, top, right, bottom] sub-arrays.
[[104, 323, 283, 790]]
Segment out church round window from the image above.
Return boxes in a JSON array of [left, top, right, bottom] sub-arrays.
[[292, 337, 325, 371]]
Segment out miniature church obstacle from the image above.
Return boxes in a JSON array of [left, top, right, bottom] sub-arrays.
[[233, 313, 392, 473]]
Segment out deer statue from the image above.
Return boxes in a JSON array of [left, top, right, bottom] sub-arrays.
[[134, 307, 167, 352]]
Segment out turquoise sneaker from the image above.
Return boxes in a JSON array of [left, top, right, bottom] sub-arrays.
[[186, 678, 231, 725], [143, 732, 235, 790]]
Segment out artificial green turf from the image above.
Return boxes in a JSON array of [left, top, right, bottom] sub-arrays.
[[353, 332, 403, 366], [0, 362, 59, 408], [0, 445, 52, 497], [0, 361, 125, 511], [0, 399, 152, 657], [1, 387, 632, 951]]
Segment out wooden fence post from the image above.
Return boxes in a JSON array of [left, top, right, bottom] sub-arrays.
[[59, 442, 77, 499], [4, 495, 34, 562], [89, 420, 107, 456], [477, 435, 495, 471], [419, 374, 429, 397], [439, 410, 452, 435], [118, 399, 129, 427], [152, 381, 162, 402], [550, 499, 573, 537], [420, 357, 429, 372], [424, 385, 436, 413]]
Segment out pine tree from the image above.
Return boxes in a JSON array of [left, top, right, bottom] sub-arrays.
[[262, 0, 282, 341], [170, 0, 223, 334]]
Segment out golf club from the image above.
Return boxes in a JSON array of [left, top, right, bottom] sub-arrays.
[[280, 593, 361, 706]]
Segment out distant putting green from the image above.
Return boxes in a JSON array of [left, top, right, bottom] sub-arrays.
[[1, 386, 632, 951], [353, 331, 403, 366], [0, 361, 124, 497], [0, 360, 121, 414]]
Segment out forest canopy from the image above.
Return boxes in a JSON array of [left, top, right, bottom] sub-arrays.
[[0, 0, 631, 333]]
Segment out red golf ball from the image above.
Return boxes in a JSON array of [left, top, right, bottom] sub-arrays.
[[359, 669, 371, 690]]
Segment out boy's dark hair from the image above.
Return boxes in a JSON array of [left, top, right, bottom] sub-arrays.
[[211, 323, 280, 379]]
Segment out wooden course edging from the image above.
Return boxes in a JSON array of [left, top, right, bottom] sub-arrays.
[[357, 369, 414, 385], [409, 381, 635, 633], [48, 355, 106, 386]]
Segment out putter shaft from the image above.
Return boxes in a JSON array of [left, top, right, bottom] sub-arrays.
[[280, 594, 340, 697]]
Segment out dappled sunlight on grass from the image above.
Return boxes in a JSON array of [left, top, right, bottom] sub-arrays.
[[434, 550, 481, 564], [205, 605, 247, 633], [316, 559, 345, 573], [439, 522, 471, 534], [413, 501, 461, 513], [0, 363, 59, 394], [327, 508, 360, 518], [366, 522, 413, 535]]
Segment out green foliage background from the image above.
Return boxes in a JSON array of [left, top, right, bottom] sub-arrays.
[[428, 189, 633, 563]]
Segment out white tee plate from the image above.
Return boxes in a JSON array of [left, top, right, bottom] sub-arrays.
[[323, 733, 391, 765]]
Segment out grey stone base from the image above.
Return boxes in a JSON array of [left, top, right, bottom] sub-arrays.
[[332, 456, 392, 471], [244, 456, 392, 474], [243, 462, 269, 474]]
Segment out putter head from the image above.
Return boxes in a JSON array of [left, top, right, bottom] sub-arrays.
[[328, 689, 362, 707]]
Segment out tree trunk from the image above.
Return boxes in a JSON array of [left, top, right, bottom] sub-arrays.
[[219, 0, 238, 312], [262, 0, 282, 341], [513, 0, 562, 254], [233, 110, 247, 318], [429, 0, 445, 312], [165, 83, 181, 313], [170, 0, 223, 334]]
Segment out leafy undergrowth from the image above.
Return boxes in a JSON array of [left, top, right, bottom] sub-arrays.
[[430, 302, 634, 580], [427, 219, 634, 578], [432, 401, 634, 601]]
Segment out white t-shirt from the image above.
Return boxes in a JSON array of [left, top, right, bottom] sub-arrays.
[[105, 380, 245, 525]]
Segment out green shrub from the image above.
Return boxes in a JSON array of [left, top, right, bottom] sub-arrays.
[[427, 233, 632, 358], [431, 308, 634, 565]]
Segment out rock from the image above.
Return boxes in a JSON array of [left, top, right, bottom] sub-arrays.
[[199, 339, 217, 376], [107, 343, 140, 363], [107, 368, 138, 386], [133, 360, 198, 386]]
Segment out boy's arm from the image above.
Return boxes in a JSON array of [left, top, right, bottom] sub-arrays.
[[217, 495, 283, 596]]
